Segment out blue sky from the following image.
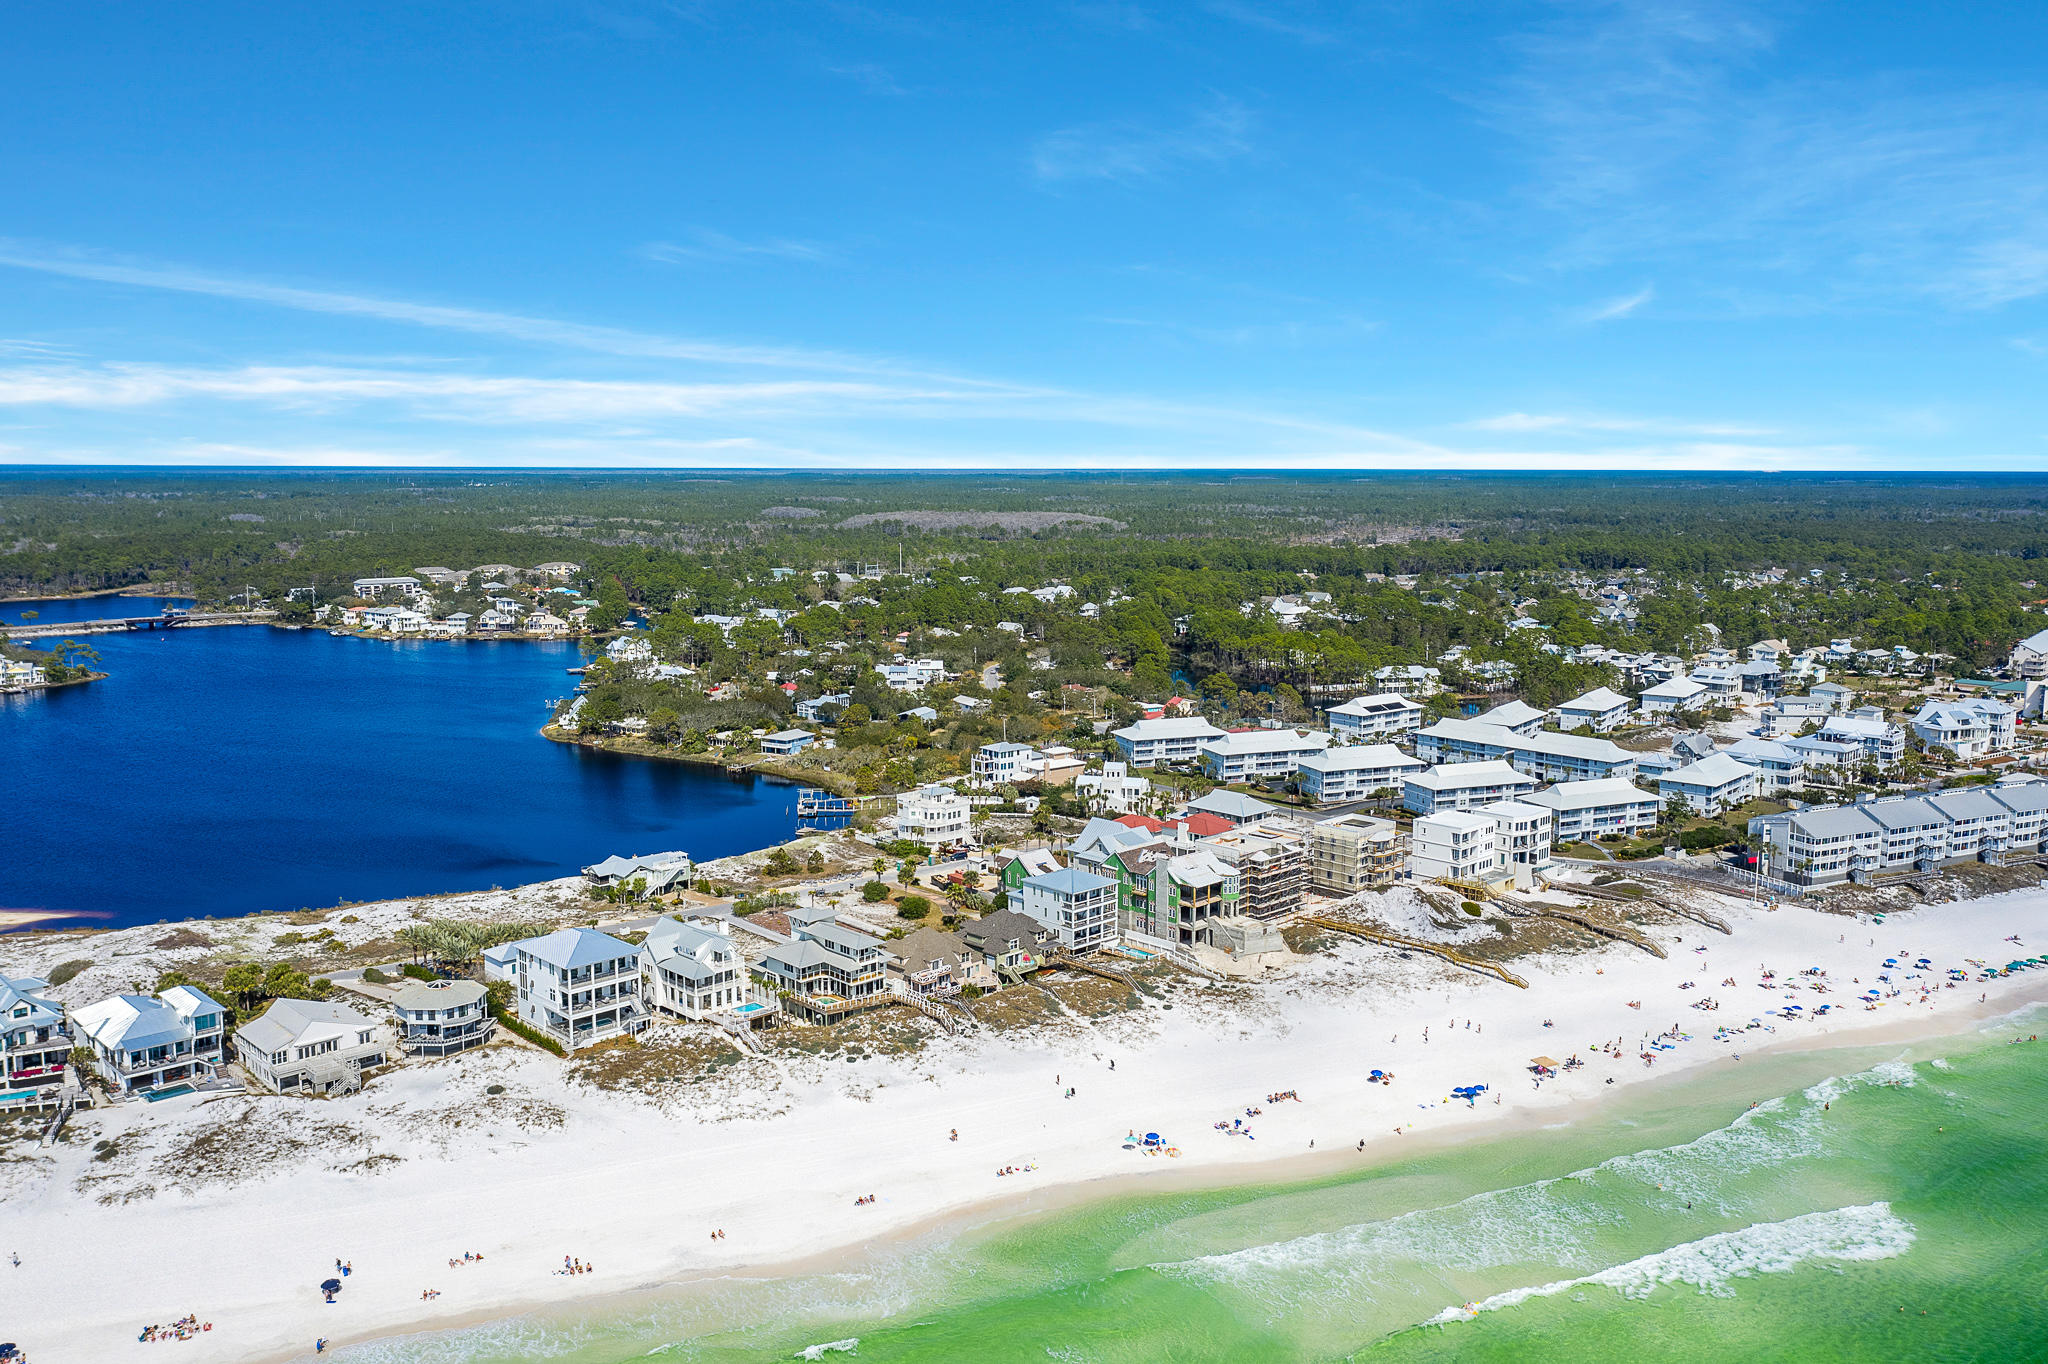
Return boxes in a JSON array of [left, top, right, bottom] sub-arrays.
[[1, 0, 2045, 471]]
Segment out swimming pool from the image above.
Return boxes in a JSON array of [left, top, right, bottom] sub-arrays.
[[145, 1083, 195, 1102], [732, 1002, 770, 1016]]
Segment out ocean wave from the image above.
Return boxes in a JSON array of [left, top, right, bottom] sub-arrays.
[[1427, 1202, 1915, 1324], [1157, 1059, 1918, 1316], [797, 1339, 859, 1359]]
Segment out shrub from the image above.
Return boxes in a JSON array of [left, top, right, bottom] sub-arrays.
[[46, 959, 91, 987], [990, 890, 1008, 910], [1461, 901, 1484, 917], [361, 966, 390, 985], [401, 963, 436, 982], [763, 848, 800, 877], [897, 895, 932, 920], [861, 881, 890, 903]]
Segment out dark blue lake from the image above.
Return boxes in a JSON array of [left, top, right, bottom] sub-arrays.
[[1, 596, 802, 929]]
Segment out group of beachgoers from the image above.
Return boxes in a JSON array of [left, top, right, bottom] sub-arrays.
[[136, 1316, 209, 1344], [995, 1162, 1038, 1176], [444, 1251, 486, 1269], [706, 1228, 727, 1241], [556, 1257, 594, 1276], [852, 1193, 879, 1205]]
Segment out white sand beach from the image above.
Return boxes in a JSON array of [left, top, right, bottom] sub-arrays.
[[5, 883, 2046, 1364]]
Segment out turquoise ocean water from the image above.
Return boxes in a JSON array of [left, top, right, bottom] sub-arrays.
[[342, 1013, 2048, 1364]]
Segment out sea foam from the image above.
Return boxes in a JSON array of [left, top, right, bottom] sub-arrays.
[[1427, 1202, 1915, 1325]]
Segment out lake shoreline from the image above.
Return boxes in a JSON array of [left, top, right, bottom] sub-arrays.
[[539, 722, 859, 798]]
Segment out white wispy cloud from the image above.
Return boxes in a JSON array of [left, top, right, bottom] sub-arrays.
[[640, 230, 835, 265], [1463, 411, 1777, 438], [0, 244, 911, 377], [1485, 0, 2048, 310], [1575, 284, 1655, 323], [1031, 96, 1253, 184]]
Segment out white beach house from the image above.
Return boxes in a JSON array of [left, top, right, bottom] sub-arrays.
[[1, 975, 72, 1106], [1198, 728, 1332, 783], [1324, 693, 1427, 741], [235, 998, 390, 1095], [1554, 687, 1634, 734], [1112, 716, 1228, 767], [640, 918, 751, 1020], [390, 979, 496, 1058], [1294, 744, 1428, 804], [1657, 753, 1758, 817], [1525, 777, 1663, 843], [1408, 811, 1502, 885], [1015, 866, 1119, 953], [513, 927, 648, 1052], [72, 986, 228, 1094], [1401, 760, 1537, 815]]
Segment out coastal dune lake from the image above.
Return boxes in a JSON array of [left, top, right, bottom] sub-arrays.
[[344, 1022, 2048, 1364], [1, 597, 804, 928]]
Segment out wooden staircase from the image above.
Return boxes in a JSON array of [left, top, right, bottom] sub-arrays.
[[1299, 916, 1527, 989]]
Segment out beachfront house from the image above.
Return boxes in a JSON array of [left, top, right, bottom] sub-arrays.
[[756, 920, 888, 1023], [1754, 782, 2048, 886], [957, 910, 1053, 981], [1554, 688, 1634, 734], [1197, 728, 1332, 783], [1, 975, 72, 1106], [512, 927, 648, 1052], [1307, 813, 1405, 895], [640, 918, 751, 1021], [758, 729, 816, 757], [1485, 798, 1553, 869], [1656, 753, 1758, 817], [1524, 778, 1663, 844], [389, 979, 496, 1058], [235, 998, 389, 1095], [1407, 811, 1502, 886], [1324, 693, 1427, 742], [887, 926, 988, 997], [893, 783, 973, 849], [1014, 866, 1118, 952], [71, 986, 226, 1095], [1148, 850, 1241, 945], [1293, 744, 1427, 805], [1401, 760, 1537, 815], [1112, 716, 1228, 768]]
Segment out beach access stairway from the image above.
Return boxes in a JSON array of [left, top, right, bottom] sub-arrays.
[[885, 979, 974, 1033], [1298, 914, 1527, 989], [1044, 949, 1147, 995], [1490, 894, 1667, 958], [1563, 876, 1733, 935]]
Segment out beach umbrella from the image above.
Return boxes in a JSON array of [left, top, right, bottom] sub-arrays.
[[1530, 1056, 1559, 1068], [321, 1278, 342, 1293]]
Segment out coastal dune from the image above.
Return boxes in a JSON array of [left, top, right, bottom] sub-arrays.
[[5, 886, 2046, 1364]]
